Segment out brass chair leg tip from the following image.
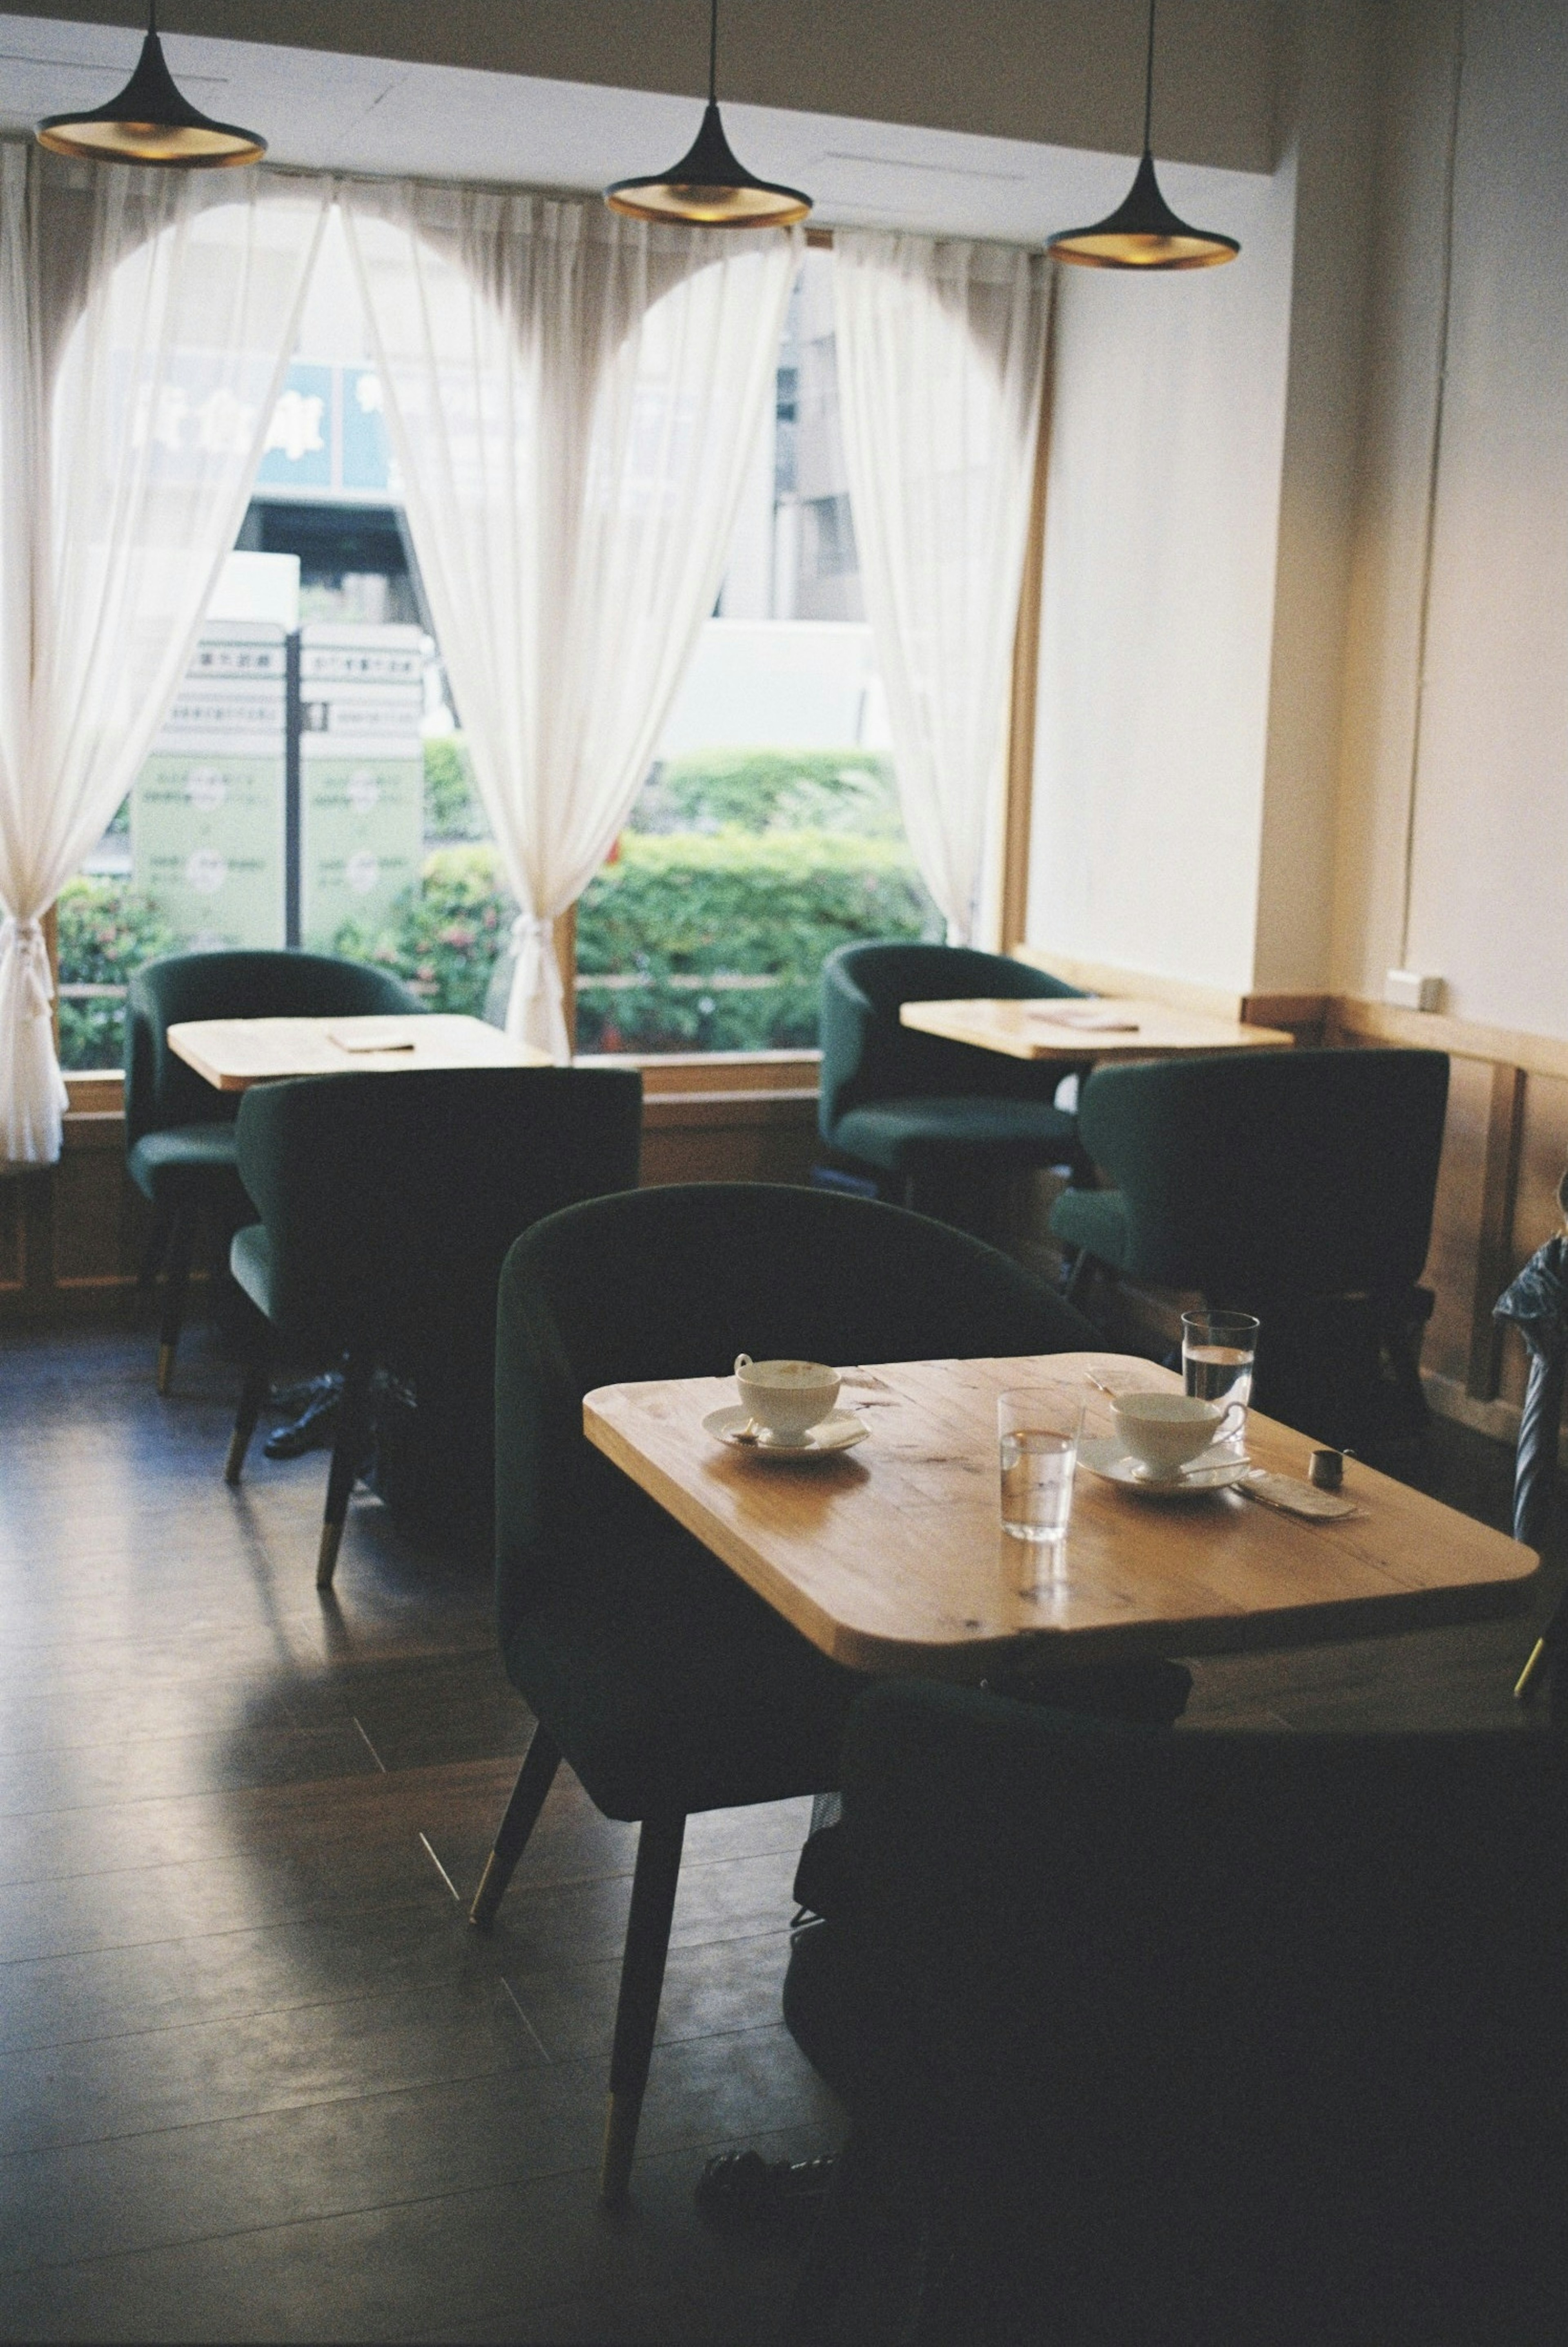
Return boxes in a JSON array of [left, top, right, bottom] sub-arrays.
[[468, 1855, 501, 1929], [1515, 1639, 1549, 1702], [316, 1522, 344, 1588], [156, 1345, 175, 1396]]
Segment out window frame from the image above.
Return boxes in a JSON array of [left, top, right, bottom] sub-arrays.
[[47, 234, 1055, 1093]]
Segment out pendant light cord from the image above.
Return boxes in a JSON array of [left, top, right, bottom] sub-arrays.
[[1142, 0, 1156, 154], [708, 0, 719, 104]]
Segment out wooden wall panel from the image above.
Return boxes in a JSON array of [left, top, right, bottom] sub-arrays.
[[639, 1093, 820, 1189], [1511, 1072, 1568, 1272], [51, 1115, 148, 1291], [1420, 1053, 1492, 1389], [1500, 1070, 1568, 1405]]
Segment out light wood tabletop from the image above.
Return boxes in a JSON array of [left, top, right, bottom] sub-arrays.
[[167, 1013, 552, 1093], [898, 996, 1295, 1063], [584, 1352, 1537, 1676]]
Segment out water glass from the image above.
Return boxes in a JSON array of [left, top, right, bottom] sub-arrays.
[[1181, 1311, 1260, 1454], [998, 1387, 1084, 1546]]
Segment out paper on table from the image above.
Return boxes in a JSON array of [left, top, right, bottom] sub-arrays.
[[1025, 1002, 1140, 1032], [326, 1022, 419, 1053], [1238, 1469, 1359, 1520]]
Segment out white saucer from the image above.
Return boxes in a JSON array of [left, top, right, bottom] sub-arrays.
[[1079, 1437, 1248, 1497], [703, 1405, 869, 1458]]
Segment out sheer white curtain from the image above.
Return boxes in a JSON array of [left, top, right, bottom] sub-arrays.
[[0, 147, 329, 1165], [833, 232, 1049, 944], [341, 183, 800, 1058]]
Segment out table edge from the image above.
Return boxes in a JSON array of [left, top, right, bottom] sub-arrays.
[[896, 999, 1295, 1061], [582, 1361, 1540, 1677]]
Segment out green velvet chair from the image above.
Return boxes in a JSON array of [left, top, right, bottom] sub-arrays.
[[817, 942, 1089, 1227], [125, 950, 423, 1392], [472, 1181, 1099, 2205], [1050, 1046, 1450, 1445], [782, 1679, 1568, 2347], [223, 1064, 643, 1585]]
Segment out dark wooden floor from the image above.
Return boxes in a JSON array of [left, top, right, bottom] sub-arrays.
[[0, 1322, 839, 2344], [0, 1317, 1559, 2343]]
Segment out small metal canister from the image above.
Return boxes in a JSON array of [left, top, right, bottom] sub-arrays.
[[1307, 1447, 1344, 1491]]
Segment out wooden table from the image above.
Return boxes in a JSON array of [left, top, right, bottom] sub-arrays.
[[584, 1352, 1536, 1676], [167, 1013, 551, 1092], [898, 997, 1294, 1063]]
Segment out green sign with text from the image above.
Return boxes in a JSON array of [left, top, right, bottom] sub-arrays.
[[301, 754, 423, 951], [132, 753, 286, 950]]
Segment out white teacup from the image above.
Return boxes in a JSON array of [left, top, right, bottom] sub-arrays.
[[734, 1354, 840, 1446], [1111, 1390, 1245, 1482]]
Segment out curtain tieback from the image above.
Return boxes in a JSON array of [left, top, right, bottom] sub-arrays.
[[510, 912, 564, 1006], [0, 917, 54, 1020]]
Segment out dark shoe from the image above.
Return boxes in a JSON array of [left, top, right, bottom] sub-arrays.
[[264, 1373, 344, 1460], [695, 2149, 838, 2233]]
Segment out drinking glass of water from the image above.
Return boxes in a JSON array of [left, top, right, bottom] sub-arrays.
[[1181, 1311, 1260, 1454], [998, 1387, 1084, 1547]]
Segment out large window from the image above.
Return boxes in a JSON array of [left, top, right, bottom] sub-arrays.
[[57, 238, 936, 1071]]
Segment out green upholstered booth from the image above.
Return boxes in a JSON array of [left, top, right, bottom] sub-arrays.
[[125, 950, 423, 1391], [783, 1679, 1568, 2347], [1050, 1045, 1451, 1446], [224, 1064, 642, 1585], [475, 1181, 1099, 2204], [817, 942, 1088, 1227]]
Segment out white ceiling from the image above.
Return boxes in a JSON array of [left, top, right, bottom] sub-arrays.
[[0, 10, 1267, 245]]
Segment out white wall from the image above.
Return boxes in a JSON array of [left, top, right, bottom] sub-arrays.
[[1250, 0, 1382, 992], [1329, 0, 1568, 1035], [1025, 159, 1296, 992]]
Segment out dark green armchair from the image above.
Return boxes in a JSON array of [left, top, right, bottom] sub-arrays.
[[125, 950, 422, 1391], [784, 1679, 1568, 2347], [473, 1181, 1099, 2205], [1051, 1046, 1450, 1445], [817, 942, 1088, 1229], [223, 1064, 643, 1585]]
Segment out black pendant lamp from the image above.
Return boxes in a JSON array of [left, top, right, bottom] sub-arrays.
[[1049, 0, 1236, 271], [37, 0, 266, 169], [606, 0, 810, 228]]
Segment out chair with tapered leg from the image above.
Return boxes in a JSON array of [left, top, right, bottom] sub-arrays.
[[817, 941, 1090, 1231], [125, 950, 423, 1392], [471, 1181, 1101, 2205], [222, 1065, 643, 1584]]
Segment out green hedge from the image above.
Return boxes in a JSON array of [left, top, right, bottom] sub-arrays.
[[56, 742, 937, 1068], [633, 748, 902, 837], [336, 828, 938, 1052], [422, 739, 906, 846], [578, 829, 935, 1050], [55, 876, 178, 1073], [335, 844, 508, 1019], [423, 737, 489, 841]]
